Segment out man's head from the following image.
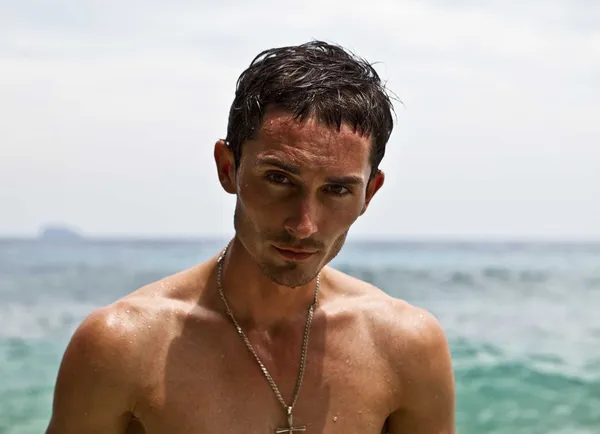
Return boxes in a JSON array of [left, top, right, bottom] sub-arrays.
[[215, 41, 395, 288]]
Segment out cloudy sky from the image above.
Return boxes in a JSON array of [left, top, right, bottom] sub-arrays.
[[1, 0, 599, 240]]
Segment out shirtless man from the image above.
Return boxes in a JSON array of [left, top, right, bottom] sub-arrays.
[[46, 41, 456, 434]]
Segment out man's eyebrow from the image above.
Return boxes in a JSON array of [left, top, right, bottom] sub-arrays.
[[325, 175, 364, 186], [255, 156, 301, 175], [256, 155, 365, 186]]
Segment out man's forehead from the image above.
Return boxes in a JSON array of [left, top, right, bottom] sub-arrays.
[[258, 110, 369, 144], [248, 110, 372, 162]]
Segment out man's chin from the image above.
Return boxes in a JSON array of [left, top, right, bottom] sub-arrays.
[[258, 262, 317, 289]]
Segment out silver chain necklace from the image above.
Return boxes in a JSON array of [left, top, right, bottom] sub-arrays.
[[216, 244, 320, 433]]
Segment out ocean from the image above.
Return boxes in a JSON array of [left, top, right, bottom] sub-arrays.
[[1, 238, 599, 434]]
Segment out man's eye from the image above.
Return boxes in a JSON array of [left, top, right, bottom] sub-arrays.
[[265, 173, 291, 185], [325, 184, 350, 196]]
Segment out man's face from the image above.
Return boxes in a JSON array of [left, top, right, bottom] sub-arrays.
[[216, 109, 384, 288]]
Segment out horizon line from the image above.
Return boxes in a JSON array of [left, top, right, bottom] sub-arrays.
[[1, 234, 600, 245]]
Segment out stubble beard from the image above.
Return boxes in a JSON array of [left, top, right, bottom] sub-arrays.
[[233, 203, 349, 289]]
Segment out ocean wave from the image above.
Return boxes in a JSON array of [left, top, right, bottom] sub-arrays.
[[451, 338, 600, 431], [335, 264, 598, 289], [452, 337, 600, 384]]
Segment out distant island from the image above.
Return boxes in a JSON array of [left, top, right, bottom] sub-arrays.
[[38, 225, 83, 241]]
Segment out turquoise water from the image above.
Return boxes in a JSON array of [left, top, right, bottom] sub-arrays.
[[1, 239, 599, 433]]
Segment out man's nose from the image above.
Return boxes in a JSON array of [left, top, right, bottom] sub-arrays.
[[284, 197, 319, 240]]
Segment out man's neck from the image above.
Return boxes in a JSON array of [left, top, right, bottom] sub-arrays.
[[217, 237, 320, 329]]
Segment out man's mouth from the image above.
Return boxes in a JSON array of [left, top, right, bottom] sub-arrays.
[[272, 245, 317, 261]]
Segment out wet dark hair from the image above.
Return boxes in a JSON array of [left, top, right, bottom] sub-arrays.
[[224, 40, 396, 179]]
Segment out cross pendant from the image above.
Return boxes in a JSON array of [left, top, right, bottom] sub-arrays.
[[275, 407, 306, 434]]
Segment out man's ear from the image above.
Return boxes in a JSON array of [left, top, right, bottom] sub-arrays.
[[361, 169, 385, 215], [214, 139, 237, 194]]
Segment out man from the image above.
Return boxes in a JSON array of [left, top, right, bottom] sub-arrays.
[[46, 41, 456, 434]]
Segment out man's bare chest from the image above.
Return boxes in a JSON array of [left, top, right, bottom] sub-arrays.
[[132, 318, 396, 434]]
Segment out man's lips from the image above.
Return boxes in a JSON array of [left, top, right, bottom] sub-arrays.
[[272, 245, 318, 261]]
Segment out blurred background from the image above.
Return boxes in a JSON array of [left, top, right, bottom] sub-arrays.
[[1, 1, 599, 433]]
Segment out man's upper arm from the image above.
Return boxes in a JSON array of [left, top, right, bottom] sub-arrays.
[[386, 308, 456, 434], [46, 306, 139, 434]]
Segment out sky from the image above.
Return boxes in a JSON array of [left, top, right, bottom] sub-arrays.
[[1, 0, 599, 240]]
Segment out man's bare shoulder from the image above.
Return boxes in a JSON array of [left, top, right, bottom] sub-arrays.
[[69, 260, 216, 371], [324, 265, 451, 367], [46, 263, 218, 434], [324, 266, 456, 432]]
